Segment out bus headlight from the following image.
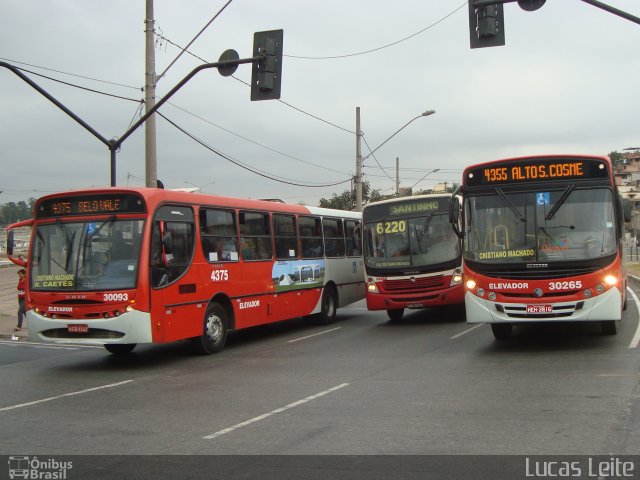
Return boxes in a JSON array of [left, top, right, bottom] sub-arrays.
[[596, 284, 605, 293], [604, 275, 617, 287], [466, 279, 477, 290], [487, 291, 497, 301], [367, 278, 379, 293], [476, 288, 485, 297], [583, 288, 593, 298], [451, 273, 463, 286]]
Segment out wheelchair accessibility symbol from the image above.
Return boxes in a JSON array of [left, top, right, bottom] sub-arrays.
[[537, 192, 550, 205]]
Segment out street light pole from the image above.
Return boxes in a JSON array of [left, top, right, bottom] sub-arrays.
[[355, 109, 436, 210]]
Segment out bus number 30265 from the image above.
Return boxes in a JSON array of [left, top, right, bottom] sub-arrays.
[[548, 281, 582, 290]]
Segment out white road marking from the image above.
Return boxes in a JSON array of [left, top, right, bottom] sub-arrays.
[[0, 380, 134, 412], [450, 323, 484, 339], [627, 286, 640, 349], [287, 327, 341, 343], [203, 382, 350, 440]]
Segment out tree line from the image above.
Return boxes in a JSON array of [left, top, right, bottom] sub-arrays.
[[0, 198, 36, 226]]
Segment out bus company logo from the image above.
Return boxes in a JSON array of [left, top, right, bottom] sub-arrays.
[[8, 456, 73, 479], [47, 306, 73, 313], [239, 300, 260, 310]]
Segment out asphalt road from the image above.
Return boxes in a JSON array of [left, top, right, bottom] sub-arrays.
[[1, 293, 639, 459]]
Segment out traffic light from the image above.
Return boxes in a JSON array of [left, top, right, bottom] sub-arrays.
[[251, 29, 283, 101], [468, 2, 505, 49]]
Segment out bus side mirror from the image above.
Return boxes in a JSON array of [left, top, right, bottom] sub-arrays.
[[6, 230, 14, 256], [449, 187, 463, 239]]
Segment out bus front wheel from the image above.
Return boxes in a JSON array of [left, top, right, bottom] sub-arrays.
[[193, 302, 228, 354], [387, 309, 404, 323], [491, 323, 513, 340], [104, 343, 136, 355], [601, 320, 619, 335]]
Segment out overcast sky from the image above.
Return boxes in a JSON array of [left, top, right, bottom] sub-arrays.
[[1, 1, 639, 207]]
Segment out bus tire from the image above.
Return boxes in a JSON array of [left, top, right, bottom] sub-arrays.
[[317, 285, 337, 325], [601, 320, 619, 335], [104, 344, 136, 355], [387, 309, 404, 323], [491, 323, 513, 340], [193, 302, 228, 354]]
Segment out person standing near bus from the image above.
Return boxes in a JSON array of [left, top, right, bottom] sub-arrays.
[[14, 268, 26, 331]]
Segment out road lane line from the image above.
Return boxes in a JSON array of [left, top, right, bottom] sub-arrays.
[[0, 380, 134, 412], [203, 382, 350, 440], [287, 327, 341, 343], [627, 286, 640, 349], [450, 323, 484, 339]]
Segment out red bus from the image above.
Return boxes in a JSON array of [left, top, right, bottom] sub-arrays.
[[451, 154, 627, 339], [362, 194, 463, 322], [5, 187, 365, 354]]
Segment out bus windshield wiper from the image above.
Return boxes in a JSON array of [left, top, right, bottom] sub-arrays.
[[55, 219, 76, 272], [84, 215, 116, 246], [496, 188, 526, 223], [545, 185, 575, 221]]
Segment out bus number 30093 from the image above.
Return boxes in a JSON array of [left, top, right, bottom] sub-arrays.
[[103, 293, 129, 302]]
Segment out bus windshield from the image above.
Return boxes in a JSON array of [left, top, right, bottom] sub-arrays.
[[463, 187, 616, 263], [31, 219, 144, 291], [364, 213, 460, 269]]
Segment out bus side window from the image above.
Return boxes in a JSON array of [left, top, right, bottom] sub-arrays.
[[323, 218, 345, 258], [300, 216, 323, 259], [239, 211, 272, 261], [200, 208, 238, 262], [345, 220, 361, 257], [274, 214, 297, 259]]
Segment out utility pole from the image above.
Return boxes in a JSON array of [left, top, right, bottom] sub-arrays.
[[145, 0, 158, 187], [355, 107, 363, 211], [396, 157, 400, 196]]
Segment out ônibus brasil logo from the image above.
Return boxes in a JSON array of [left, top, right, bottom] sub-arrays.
[[8, 456, 73, 479]]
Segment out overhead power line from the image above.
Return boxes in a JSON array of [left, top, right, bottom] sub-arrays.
[[158, 112, 352, 188], [285, 2, 467, 60]]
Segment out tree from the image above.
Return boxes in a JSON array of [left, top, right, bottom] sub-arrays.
[[318, 182, 392, 210], [0, 197, 35, 225], [609, 150, 624, 168]]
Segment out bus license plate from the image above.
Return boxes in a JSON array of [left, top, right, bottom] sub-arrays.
[[526, 305, 553, 313], [68, 324, 89, 333]]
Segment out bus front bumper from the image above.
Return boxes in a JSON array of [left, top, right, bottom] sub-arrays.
[[26, 309, 154, 345], [367, 284, 465, 311], [464, 288, 622, 324]]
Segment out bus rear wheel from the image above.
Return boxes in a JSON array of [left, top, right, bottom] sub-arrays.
[[387, 309, 404, 323], [193, 302, 228, 354], [317, 285, 337, 325], [601, 320, 619, 335], [491, 323, 513, 340], [104, 343, 136, 355]]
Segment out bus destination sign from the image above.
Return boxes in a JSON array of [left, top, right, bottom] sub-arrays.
[[37, 193, 146, 218], [466, 158, 608, 187]]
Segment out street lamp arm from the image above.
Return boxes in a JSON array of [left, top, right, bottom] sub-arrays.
[[362, 110, 435, 161], [0, 61, 112, 149]]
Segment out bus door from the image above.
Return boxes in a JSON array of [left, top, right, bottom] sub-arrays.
[[149, 205, 198, 342]]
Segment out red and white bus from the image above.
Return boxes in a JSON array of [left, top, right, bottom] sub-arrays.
[[451, 154, 627, 339], [5, 187, 365, 354], [362, 194, 463, 322]]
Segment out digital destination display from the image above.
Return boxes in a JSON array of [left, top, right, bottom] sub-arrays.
[[465, 158, 609, 187], [364, 198, 446, 223], [37, 193, 146, 218]]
